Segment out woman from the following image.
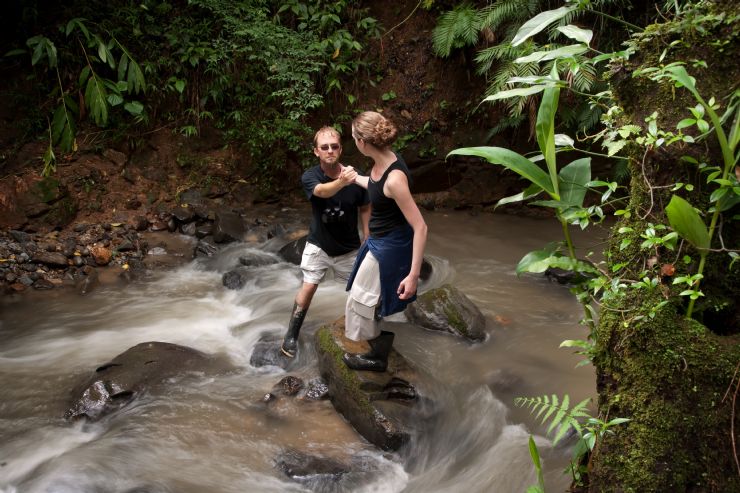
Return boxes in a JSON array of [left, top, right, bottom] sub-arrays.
[[343, 111, 428, 372]]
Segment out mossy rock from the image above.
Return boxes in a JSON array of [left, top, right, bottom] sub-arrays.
[[314, 320, 438, 451], [404, 284, 486, 342]]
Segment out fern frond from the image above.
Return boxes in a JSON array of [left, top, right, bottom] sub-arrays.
[[477, 0, 541, 33], [432, 4, 480, 57], [514, 394, 593, 445]]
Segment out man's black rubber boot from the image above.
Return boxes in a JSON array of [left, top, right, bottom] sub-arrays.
[[343, 331, 395, 372], [281, 303, 307, 358]]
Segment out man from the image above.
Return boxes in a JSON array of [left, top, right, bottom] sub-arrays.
[[281, 126, 370, 358]]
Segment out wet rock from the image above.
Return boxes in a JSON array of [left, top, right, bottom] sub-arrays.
[[19, 276, 34, 286], [278, 235, 307, 265], [76, 267, 99, 295], [238, 251, 279, 268], [404, 284, 486, 342], [250, 334, 293, 370], [116, 240, 135, 252], [275, 449, 350, 487], [194, 237, 218, 257], [194, 223, 213, 239], [213, 210, 245, 243], [32, 278, 55, 290], [315, 320, 438, 451], [31, 251, 69, 267], [222, 269, 247, 290], [274, 376, 304, 396], [65, 341, 225, 421], [150, 220, 168, 232], [171, 205, 195, 223], [72, 255, 85, 267], [181, 222, 197, 236], [304, 378, 330, 400]]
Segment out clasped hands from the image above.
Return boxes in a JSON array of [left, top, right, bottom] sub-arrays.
[[338, 165, 358, 185]]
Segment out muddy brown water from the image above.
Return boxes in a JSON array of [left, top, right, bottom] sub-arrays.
[[0, 210, 605, 492]]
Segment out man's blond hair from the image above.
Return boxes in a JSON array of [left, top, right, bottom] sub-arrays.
[[313, 126, 341, 148]]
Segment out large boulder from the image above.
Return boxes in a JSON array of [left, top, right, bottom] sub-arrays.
[[404, 284, 486, 342], [278, 235, 307, 265], [65, 341, 227, 421], [213, 210, 245, 243], [314, 319, 437, 451]]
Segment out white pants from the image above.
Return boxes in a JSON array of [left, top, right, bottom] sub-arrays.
[[345, 251, 382, 341], [300, 242, 357, 284]]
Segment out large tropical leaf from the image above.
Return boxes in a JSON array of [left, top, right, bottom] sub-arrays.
[[511, 5, 576, 46], [556, 25, 593, 45], [483, 85, 548, 101], [665, 195, 710, 250], [448, 146, 555, 195], [559, 158, 591, 207], [514, 44, 587, 64], [536, 65, 560, 195]]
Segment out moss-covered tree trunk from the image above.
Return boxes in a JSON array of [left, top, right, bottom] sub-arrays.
[[588, 2, 740, 491]]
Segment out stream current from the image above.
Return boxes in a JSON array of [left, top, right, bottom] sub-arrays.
[[0, 210, 600, 493]]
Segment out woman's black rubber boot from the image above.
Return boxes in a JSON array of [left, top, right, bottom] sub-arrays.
[[343, 331, 395, 372], [281, 303, 307, 358]]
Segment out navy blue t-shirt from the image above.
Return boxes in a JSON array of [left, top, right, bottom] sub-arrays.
[[302, 165, 369, 257]]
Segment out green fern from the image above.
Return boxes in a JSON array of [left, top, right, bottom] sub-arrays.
[[514, 394, 592, 445], [432, 4, 480, 57]]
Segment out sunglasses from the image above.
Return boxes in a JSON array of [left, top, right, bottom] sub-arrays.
[[318, 143, 341, 151]]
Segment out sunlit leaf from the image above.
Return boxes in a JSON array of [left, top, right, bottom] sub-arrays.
[[448, 147, 555, 195], [515, 44, 587, 64], [511, 5, 576, 46], [557, 25, 593, 45], [483, 85, 548, 102]]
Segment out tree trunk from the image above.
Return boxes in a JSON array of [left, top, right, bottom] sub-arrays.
[[588, 2, 740, 490]]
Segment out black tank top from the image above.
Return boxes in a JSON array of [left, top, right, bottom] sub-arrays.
[[368, 155, 411, 237]]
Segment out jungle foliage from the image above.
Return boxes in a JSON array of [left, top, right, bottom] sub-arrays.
[[3, 0, 380, 181], [450, 0, 739, 490]]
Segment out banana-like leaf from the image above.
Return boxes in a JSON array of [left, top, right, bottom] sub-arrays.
[[557, 25, 593, 45], [536, 65, 560, 196], [483, 85, 548, 102], [84, 72, 109, 126], [496, 183, 543, 209], [515, 44, 587, 64], [559, 158, 591, 207], [665, 195, 709, 250], [511, 5, 576, 46], [51, 102, 76, 152], [448, 147, 555, 196]]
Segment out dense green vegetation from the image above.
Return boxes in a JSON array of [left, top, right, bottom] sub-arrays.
[[447, 0, 739, 490], [2, 0, 380, 182]]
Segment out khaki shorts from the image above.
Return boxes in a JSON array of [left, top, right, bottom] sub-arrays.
[[345, 251, 381, 341], [300, 242, 358, 285]]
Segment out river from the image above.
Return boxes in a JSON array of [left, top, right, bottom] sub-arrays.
[[0, 210, 602, 492]]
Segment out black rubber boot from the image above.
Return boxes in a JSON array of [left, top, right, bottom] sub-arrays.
[[281, 303, 307, 358], [343, 331, 395, 372]]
